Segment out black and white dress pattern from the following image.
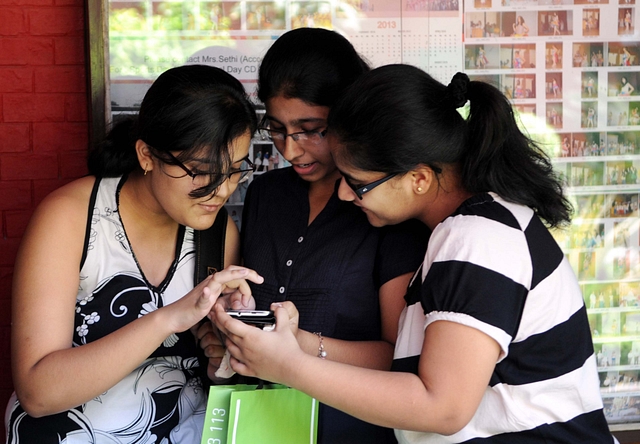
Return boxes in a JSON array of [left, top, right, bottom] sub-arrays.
[[5, 176, 207, 444]]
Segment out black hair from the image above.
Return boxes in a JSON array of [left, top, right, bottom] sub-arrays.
[[328, 64, 572, 228], [88, 65, 257, 198], [257, 28, 370, 107]]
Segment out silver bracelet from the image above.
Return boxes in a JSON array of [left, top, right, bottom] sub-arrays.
[[314, 332, 327, 359]]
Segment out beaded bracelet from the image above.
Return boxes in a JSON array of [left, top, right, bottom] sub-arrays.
[[314, 332, 327, 359]]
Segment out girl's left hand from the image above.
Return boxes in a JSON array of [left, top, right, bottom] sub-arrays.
[[194, 320, 228, 381]]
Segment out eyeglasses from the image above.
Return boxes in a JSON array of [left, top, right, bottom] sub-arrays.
[[162, 151, 255, 186], [258, 124, 327, 147], [344, 173, 398, 200]]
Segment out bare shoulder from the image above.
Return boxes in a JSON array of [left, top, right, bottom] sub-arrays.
[[12, 176, 99, 309], [40, 176, 96, 209], [32, 176, 96, 224], [20, 176, 97, 258]]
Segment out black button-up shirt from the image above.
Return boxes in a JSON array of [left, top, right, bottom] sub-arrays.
[[241, 168, 428, 444]]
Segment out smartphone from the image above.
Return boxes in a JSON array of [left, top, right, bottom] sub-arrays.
[[226, 309, 276, 331]]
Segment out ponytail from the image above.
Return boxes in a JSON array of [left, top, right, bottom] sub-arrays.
[[87, 117, 139, 177], [461, 77, 572, 227]]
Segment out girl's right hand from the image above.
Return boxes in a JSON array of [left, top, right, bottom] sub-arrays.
[[166, 266, 264, 334], [213, 303, 305, 383]]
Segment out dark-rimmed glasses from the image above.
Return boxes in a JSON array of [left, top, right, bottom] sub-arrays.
[[344, 173, 398, 200], [258, 119, 327, 147], [344, 164, 442, 199], [162, 151, 255, 186]]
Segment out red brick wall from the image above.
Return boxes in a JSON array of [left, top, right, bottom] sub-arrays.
[[0, 0, 89, 434]]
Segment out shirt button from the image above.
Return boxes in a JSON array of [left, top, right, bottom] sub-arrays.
[[279, 287, 285, 294], [298, 236, 304, 243], [286, 260, 293, 266]]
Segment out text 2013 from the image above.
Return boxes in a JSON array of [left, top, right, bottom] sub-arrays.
[[377, 21, 397, 28]]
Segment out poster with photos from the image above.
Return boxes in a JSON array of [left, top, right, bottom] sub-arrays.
[[109, 0, 640, 427]]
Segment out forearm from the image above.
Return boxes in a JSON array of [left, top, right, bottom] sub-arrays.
[[291, 271, 412, 370], [14, 308, 176, 417], [219, 308, 495, 436], [285, 354, 461, 435], [288, 322, 500, 435], [297, 329, 394, 370]]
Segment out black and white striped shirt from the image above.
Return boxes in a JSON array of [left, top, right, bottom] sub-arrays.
[[392, 192, 615, 443]]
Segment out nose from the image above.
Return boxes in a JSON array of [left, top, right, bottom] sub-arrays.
[[214, 176, 234, 200], [337, 177, 355, 202], [278, 136, 305, 162]]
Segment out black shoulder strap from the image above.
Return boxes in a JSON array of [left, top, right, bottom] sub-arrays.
[[193, 206, 228, 285], [79, 177, 101, 271], [193, 206, 228, 389]]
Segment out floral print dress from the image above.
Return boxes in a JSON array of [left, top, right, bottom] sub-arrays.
[[5, 176, 208, 444]]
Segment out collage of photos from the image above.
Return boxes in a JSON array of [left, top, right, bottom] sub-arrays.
[[573, 42, 640, 68], [463, 0, 640, 138], [587, 279, 640, 419], [464, 43, 535, 69], [453, 0, 640, 426], [549, 131, 640, 160], [585, 280, 640, 315], [465, 10, 573, 38], [572, 43, 640, 133], [608, 71, 640, 130], [467, 73, 536, 97], [466, 1, 635, 39], [559, 192, 640, 281], [467, 44, 640, 133]]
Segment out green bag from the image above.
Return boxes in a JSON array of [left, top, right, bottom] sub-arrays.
[[201, 383, 319, 444]]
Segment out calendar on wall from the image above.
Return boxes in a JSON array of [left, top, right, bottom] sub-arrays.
[[108, 0, 640, 431], [107, 0, 464, 108]]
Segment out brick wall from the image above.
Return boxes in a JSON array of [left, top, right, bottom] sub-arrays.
[[0, 0, 89, 434]]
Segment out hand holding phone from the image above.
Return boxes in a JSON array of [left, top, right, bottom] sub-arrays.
[[225, 309, 276, 331]]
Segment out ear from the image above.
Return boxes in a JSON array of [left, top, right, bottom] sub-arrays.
[[410, 165, 437, 194], [135, 139, 154, 173]]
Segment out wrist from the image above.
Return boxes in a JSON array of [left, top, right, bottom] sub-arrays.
[[313, 332, 327, 359], [298, 329, 317, 356], [152, 305, 181, 338]]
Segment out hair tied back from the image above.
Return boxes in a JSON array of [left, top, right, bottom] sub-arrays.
[[446, 72, 470, 109]]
